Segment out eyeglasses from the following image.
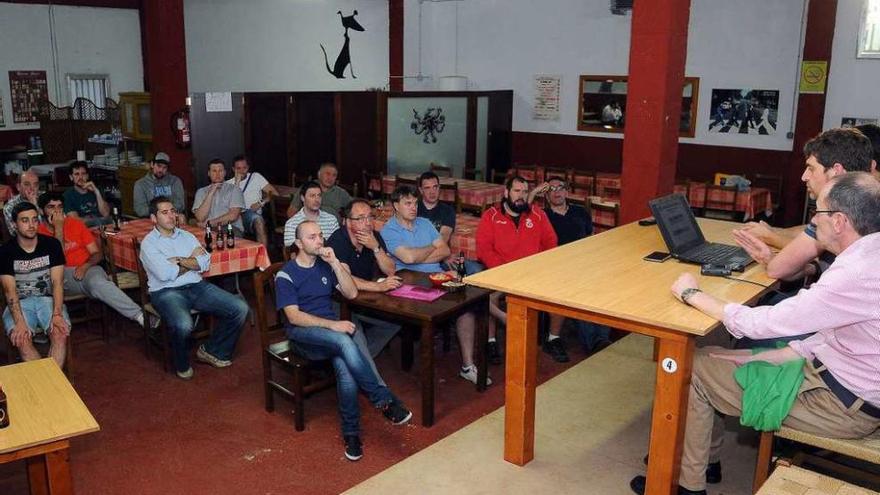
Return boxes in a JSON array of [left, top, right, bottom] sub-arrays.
[[548, 185, 568, 192], [813, 210, 840, 216], [348, 215, 375, 223]]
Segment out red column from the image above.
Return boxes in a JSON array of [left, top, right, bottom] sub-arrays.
[[619, 0, 691, 224], [783, 0, 838, 225], [389, 0, 404, 92], [141, 0, 193, 190]]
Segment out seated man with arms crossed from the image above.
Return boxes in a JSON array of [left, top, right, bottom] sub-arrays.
[[380, 185, 489, 385], [37, 192, 149, 328], [326, 198, 403, 359], [417, 171, 484, 275], [631, 172, 880, 495], [63, 161, 112, 227], [0, 201, 70, 367], [476, 176, 557, 364], [287, 162, 352, 223], [192, 158, 246, 235], [140, 196, 249, 380], [284, 180, 340, 248], [276, 220, 412, 462]]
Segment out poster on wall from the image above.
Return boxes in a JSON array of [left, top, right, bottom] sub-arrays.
[[841, 117, 878, 128], [799, 61, 828, 94], [9, 70, 48, 123], [533, 75, 561, 120], [707, 89, 778, 135]]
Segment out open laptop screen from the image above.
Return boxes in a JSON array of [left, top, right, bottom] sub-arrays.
[[649, 193, 705, 254]]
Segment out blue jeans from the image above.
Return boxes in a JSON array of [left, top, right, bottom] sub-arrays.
[[150, 281, 248, 372], [288, 324, 396, 436], [575, 320, 611, 351], [2, 296, 70, 335]]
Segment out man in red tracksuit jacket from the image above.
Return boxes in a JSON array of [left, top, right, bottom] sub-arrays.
[[476, 175, 557, 364]]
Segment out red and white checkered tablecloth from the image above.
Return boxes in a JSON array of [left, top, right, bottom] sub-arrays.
[[375, 174, 505, 211], [99, 219, 271, 277], [673, 184, 772, 221], [371, 206, 481, 260]]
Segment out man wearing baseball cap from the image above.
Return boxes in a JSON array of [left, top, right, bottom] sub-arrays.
[[133, 151, 186, 218]]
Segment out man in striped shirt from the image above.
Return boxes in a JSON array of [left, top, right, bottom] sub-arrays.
[[284, 180, 339, 247]]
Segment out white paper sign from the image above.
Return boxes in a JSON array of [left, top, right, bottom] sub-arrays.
[[205, 92, 232, 112], [533, 75, 561, 120]]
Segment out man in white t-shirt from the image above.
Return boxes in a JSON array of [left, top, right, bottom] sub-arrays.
[[226, 155, 278, 246]]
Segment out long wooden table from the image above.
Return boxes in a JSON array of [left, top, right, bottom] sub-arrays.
[[339, 271, 490, 427], [0, 359, 100, 495], [464, 219, 774, 495]]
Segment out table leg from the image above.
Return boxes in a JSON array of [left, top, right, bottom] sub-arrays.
[[420, 321, 435, 427], [503, 297, 538, 466], [25, 443, 73, 495], [26, 454, 49, 495], [645, 335, 695, 495]]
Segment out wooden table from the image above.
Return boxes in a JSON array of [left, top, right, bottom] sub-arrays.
[[0, 359, 100, 495], [339, 271, 491, 427], [464, 219, 774, 495]]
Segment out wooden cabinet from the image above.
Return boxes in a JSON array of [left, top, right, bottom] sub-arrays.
[[118, 164, 150, 216], [119, 92, 152, 141]]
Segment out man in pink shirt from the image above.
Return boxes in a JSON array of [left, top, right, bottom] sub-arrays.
[[631, 172, 880, 495]]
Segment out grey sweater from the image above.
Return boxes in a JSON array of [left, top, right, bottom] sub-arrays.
[[132, 173, 186, 217]]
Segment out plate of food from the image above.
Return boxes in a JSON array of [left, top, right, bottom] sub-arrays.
[[428, 272, 454, 287], [441, 280, 465, 293]]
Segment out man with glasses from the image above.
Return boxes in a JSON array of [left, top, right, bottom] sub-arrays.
[[140, 196, 248, 380], [533, 176, 609, 362], [326, 198, 402, 366], [631, 172, 880, 495]]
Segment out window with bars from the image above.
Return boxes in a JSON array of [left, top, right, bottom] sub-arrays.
[[66, 74, 109, 117], [858, 0, 880, 58]]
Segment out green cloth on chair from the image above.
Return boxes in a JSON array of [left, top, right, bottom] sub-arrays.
[[735, 353, 805, 432]]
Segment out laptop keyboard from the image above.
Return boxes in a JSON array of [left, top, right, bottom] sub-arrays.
[[682, 243, 751, 266]]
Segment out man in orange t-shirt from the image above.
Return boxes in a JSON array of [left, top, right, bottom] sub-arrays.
[[37, 192, 148, 327]]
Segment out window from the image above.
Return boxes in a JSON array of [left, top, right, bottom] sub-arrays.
[[858, 0, 880, 58], [66, 74, 109, 116]]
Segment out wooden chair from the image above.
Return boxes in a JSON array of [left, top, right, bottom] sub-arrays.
[[510, 164, 541, 186], [133, 240, 210, 372], [64, 290, 108, 344], [395, 174, 419, 189], [101, 230, 140, 333], [254, 262, 335, 431], [572, 170, 597, 196], [586, 197, 620, 233], [753, 426, 880, 493], [362, 170, 385, 200], [439, 181, 462, 213], [429, 163, 453, 178], [569, 181, 592, 204], [267, 194, 292, 246], [602, 185, 621, 201], [543, 166, 572, 183], [702, 183, 743, 221], [463, 167, 484, 181]]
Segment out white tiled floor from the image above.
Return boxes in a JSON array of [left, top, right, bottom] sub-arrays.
[[345, 334, 760, 495]]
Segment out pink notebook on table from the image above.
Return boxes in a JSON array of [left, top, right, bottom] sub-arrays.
[[387, 284, 446, 302]]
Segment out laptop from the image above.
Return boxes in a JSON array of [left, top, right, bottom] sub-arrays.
[[648, 193, 753, 271]]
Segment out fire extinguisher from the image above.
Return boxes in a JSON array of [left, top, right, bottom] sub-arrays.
[[171, 108, 191, 149]]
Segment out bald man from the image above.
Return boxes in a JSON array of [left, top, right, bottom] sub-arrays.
[[4, 170, 41, 236]]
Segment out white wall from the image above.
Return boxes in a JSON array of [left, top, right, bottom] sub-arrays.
[[0, 4, 143, 131], [824, 0, 880, 130], [185, 0, 389, 93], [404, 0, 805, 151]]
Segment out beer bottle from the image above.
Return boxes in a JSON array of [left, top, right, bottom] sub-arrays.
[[112, 206, 120, 231], [205, 221, 213, 253], [226, 223, 235, 249], [216, 223, 225, 251], [457, 251, 467, 280]]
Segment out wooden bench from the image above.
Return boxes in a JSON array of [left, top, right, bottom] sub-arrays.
[[756, 464, 878, 495]]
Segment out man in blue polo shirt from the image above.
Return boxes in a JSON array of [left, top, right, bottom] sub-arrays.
[[380, 185, 490, 386], [276, 220, 412, 462]]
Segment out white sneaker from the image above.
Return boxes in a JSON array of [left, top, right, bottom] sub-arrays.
[[459, 365, 492, 386], [176, 367, 194, 380], [196, 345, 232, 368]]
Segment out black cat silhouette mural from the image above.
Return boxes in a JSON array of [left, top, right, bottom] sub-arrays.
[[320, 10, 365, 79]]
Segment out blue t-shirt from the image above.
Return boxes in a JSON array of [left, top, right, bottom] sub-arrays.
[[380, 216, 443, 273], [275, 259, 339, 336]]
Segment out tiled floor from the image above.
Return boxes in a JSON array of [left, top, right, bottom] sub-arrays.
[[346, 334, 762, 495]]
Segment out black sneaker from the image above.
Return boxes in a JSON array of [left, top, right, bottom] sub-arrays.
[[343, 435, 363, 461], [542, 338, 570, 363], [382, 400, 413, 426], [643, 455, 721, 484], [487, 341, 502, 365], [629, 475, 706, 495], [32, 332, 49, 345]]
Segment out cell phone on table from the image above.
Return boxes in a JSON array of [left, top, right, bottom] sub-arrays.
[[643, 251, 671, 263]]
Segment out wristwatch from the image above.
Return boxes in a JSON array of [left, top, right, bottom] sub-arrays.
[[680, 287, 702, 305], [373, 246, 382, 254]]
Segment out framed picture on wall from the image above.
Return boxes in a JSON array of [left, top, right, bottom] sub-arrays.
[[577, 75, 700, 137]]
